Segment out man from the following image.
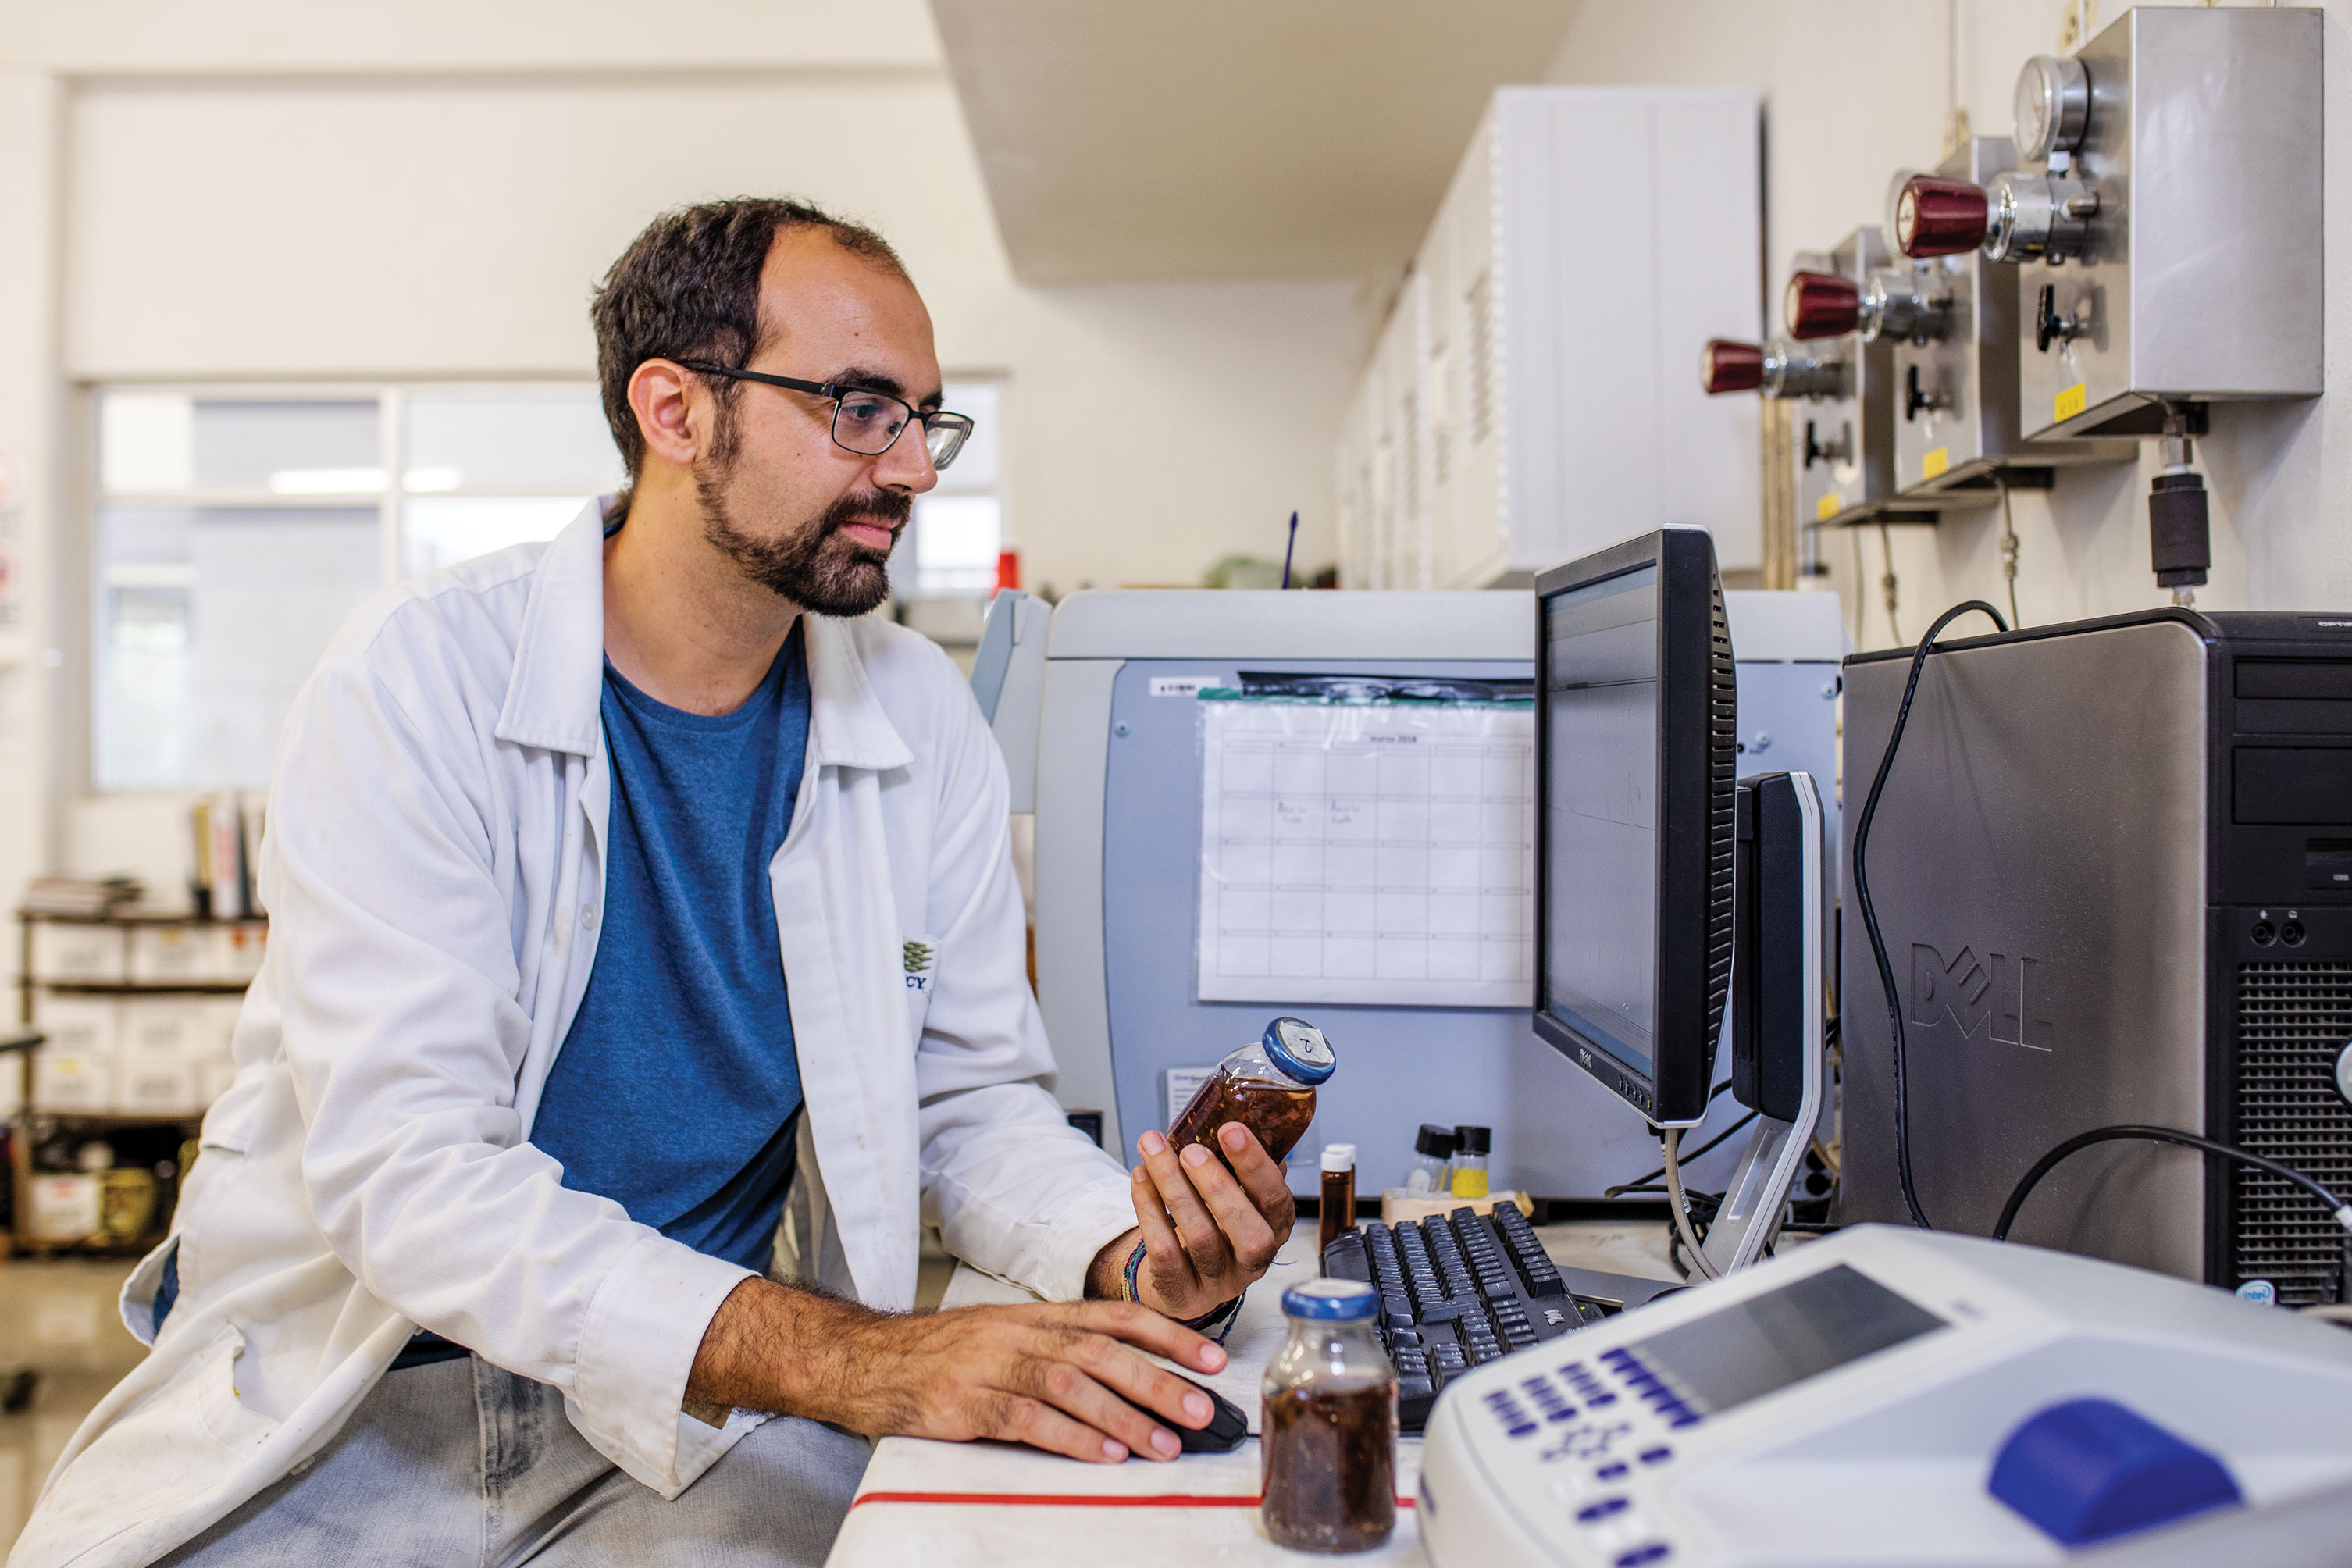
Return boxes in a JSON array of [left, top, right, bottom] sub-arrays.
[[14, 198, 1295, 1568]]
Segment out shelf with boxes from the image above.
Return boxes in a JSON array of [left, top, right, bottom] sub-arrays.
[[7, 911, 265, 1255]]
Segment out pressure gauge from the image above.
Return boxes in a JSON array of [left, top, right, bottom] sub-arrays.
[[2014, 54, 2091, 163]]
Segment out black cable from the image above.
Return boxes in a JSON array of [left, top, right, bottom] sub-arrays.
[[1994, 1125, 2352, 1260], [1851, 600, 2008, 1230], [1606, 1110, 1762, 1198]]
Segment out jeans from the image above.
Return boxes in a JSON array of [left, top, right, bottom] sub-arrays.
[[154, 1354, 868, 1567]]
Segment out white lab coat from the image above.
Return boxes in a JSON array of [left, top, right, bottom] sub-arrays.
[[11, 501, 1136, 1568]]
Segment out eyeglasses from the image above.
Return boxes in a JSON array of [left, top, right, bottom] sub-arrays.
[[676, 361, 975, 469]]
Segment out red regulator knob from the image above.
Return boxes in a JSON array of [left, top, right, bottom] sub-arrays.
[[1895, 174, 1992, 258], [1783, 271, 1861, 340], [1700, 339, 1765, 394]]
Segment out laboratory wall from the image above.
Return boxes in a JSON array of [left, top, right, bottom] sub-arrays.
[[1546, 0, 2352, 651], [0, 3, 1361, 922]]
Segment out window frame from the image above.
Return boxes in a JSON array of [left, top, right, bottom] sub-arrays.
[[83, 379, 615, 796]]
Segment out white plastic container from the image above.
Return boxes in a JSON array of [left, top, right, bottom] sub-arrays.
[[30, 921, 127, 985], [116, 1000, 204, 1114], [130, 924, 213, 985]]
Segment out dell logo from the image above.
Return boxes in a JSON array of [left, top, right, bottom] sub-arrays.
[[1911, 943, 2052, 1052]]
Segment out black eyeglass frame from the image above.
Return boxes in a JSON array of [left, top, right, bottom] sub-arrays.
[[675, 360, 975, 469]]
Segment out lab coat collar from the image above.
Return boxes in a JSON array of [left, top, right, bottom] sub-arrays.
[[494, 496, 912, 774]]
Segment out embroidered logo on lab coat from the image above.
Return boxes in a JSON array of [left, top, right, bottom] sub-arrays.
[[903, 939, 936, 991]]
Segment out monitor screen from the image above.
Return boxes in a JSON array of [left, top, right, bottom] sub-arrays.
[[1541, 563, 1662, 1079], [1531, 527, 1731, 1126]]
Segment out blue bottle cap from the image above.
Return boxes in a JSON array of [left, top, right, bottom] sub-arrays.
[[1263, 1017, 1336, 1085], [1282, 1279, 1378, 1321]]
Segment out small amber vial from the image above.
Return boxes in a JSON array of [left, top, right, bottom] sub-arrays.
[[1166, 1017, 1335, 1165], [1262, 1279, 1396, 1553], [1318, 1143, 1357, 1253]]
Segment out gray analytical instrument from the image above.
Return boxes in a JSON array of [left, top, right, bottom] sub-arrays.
[[1418, 1225, 2352, 1567]]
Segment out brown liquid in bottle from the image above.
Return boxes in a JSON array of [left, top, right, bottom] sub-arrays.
[[1261, 1382, 1397, 1552], [1319, 1164, 1356, 1253], [1166, 1073, 1317, 1164]]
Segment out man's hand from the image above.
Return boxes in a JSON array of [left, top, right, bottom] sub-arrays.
[[686, 1279, 1229, 1464], [1086, 1121, 1299, 1321]]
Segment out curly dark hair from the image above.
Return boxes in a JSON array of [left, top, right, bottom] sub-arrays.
[[590, 197, 907, 483]]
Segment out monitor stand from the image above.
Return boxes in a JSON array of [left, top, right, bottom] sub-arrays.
[[1702, 770, 1828, 1275]]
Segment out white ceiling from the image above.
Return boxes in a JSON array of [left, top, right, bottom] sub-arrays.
[[929, 0, 1584, 283]]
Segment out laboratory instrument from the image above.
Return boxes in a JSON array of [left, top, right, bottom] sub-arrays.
[[1418, 1224, 2352, 1567], [1031, 587, 1839, 1198], [1841, 610, 2352, 1303]]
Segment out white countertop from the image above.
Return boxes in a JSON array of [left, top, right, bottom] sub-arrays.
[[825, 1217, 1677, 1566]]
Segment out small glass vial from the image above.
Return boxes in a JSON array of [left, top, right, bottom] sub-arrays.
[[1167, 1017, 1335, 1165], [1406, 1124, 1456, 1195], [1318, 1143, 1357, 1253], [1262, 1279, 1397, 1553], [1449, 1124, 1491, 1199]]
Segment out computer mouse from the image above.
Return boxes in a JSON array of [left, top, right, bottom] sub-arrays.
[[1124, 1374, 1249, 1455]]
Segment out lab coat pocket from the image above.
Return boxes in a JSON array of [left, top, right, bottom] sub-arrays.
[[20, 1324, 276, 1563], [900, 932, 939, 1039]]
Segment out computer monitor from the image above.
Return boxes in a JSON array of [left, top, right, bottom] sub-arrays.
[[1532, 528, 1735, 1128]]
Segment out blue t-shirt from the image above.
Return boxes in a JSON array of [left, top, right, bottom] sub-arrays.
[[529, 624, 812, 1274]]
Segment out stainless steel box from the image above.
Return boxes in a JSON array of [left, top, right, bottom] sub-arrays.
[[1798, 229, 1908, 529], [1841, 611, 2352, 1304], [2019, 7, 2323, 439], [1886, 137, 2136, 496]]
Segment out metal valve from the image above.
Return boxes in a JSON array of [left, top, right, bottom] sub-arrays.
[[1783, 271, 1861, 340], [1903, 364, 1949, 422], [1861, 268, 1953, 344], [1897, 170, 2096, 264], [1699, 339, 1845, 400], [1801, 419, 1854, 469], [2033, 284, 2089, 353]]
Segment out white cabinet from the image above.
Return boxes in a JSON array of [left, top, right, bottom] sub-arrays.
[[1338, 87, 1762, 589]]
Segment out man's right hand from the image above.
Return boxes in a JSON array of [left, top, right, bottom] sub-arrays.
[[685, 1277, 1230, 1464]]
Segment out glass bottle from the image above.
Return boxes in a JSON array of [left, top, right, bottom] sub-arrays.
[[1166, 1017, 1335, 1166], [1263, 1280, 1397, 1552], [1406, 1124, 1456, 1195], [1318, 1143, 1357, 1253], [1449, 1124, 1491, 1199]]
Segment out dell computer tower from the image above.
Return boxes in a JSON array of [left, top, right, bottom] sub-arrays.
[[1841, 611, 2352, 1304]]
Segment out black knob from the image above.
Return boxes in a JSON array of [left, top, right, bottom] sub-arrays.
[[1905, 363, 1943, 422], [2035, 283, 2075, 354]]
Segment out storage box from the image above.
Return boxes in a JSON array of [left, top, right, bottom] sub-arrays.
[[30, 921, 127, 985], [32, 1046, 116, 1113], [116, 1000, 204, 1115], [28, 1174, 102, 1242], [130, 924, 215, 985], [30, 996, 121, 1114]]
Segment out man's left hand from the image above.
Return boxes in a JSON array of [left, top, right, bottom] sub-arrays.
[[1087, 1123, 1297, 1320]]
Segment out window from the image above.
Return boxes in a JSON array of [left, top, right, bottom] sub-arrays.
[[907, 380, 1004, 600], [93, 386, 622, 791]]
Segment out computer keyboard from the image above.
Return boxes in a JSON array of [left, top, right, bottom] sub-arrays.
[[1320, 1203, 1614, 1433]]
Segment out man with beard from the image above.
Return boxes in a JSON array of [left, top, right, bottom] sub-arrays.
[[13, 200, 1295, 1568]]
